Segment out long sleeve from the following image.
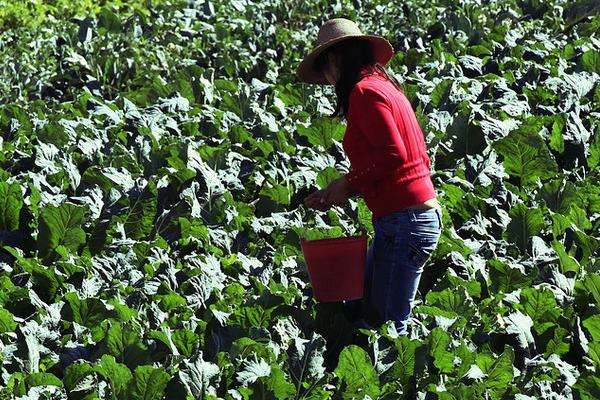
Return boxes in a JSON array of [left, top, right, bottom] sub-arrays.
[[344, 85, 408, 189]]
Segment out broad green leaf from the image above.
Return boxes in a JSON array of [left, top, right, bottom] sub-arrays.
[[157, 292, 186, 311], [545, 327, 570, 357], [439, 185, 484, 225], [38, 203, 87, 258], [62, 292, 109, 329], [581, 50, 600, 74], [493, 129, 558, 186], [572, 230, 600, 266], [588, 342, 600, 366], [276, 84, 302, 106], [436, 229, 473, 258], [551, 241, 580, 274], [2, 371, 26, 396], [335, 345, 380, 400], [357, 198, 374, 233], [518, 288, 560, 331], [413, 305, 456, 319], [551, 214, 572, 238], [584, 274, 600, 308], [437, 109, 486, 167], [96, 355, 132, 399], [583, 315, 600, 341], [25, 372, 63, 388], [0, 182, 22, 231], [260, 183, 290, 205], [0, 274, 28, 308], [130, 366, 170, 400], [98, 8, 122, 33], [488, 260, 532, 293], [455, 342, 477, 378], [172, 329, 199, 358], [265, 364, 296, 399], [505, 203, 545, 254], [63, 363, 95, 392], [446, 274, 482, 298], [229, 337, 276, 361], [166, 151, 196, 184], [386, 336, 419, 385], [589, 125, 600, 169], [574, 373, 600, 400], [430, 79, 453, 108], [428, 328, 454, 373], [296, 118, 345, 149], [447, 383, 485, 399], [425, 287, 474, 317], [550, 114, 566, 153], [106, 322, 148, 369], [316, 167, 341, 189], [229, 305, 273, 329], [567, 205, 592, 231], [23, 260, 62, 303], [481, 347, 514, 398], [120, 180, 157, 240], [0, 307, 16, 333], [538, 179, 578, 213]]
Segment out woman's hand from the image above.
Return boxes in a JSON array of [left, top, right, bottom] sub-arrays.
[[304, 189, 331, 211], [304, 177, 355, 210]]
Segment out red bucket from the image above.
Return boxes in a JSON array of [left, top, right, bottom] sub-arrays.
[[300, 235, 368, 302]]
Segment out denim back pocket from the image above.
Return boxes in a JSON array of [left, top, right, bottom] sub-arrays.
[[407, 229, 440, 269], [407, 211, 442, 269]]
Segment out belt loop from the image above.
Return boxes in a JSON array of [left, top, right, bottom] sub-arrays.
[[409, 208, 416, 222]]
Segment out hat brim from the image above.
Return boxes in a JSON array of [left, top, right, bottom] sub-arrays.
[[296, 35, 394, 85]]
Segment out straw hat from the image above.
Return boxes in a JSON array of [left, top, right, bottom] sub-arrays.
[[296, 18, 394, 84]]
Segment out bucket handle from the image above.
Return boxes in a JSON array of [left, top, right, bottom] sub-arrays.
[[300, 205, 368, 239]]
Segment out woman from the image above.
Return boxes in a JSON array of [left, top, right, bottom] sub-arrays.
[[297, 18, 442, 335]]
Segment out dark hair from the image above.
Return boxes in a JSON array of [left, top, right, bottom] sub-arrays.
[[314, 38, 402, 119]]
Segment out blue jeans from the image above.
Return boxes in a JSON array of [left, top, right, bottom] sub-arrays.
[[346, 207, 442, 334]]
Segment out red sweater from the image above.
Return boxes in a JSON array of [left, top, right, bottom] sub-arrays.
[[343, 66, 436, 220]]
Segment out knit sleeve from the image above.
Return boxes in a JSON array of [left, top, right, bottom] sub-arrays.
[[344, 84, 408, 189]]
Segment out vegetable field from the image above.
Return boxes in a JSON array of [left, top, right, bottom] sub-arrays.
[[1, 0, 600, 398]]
